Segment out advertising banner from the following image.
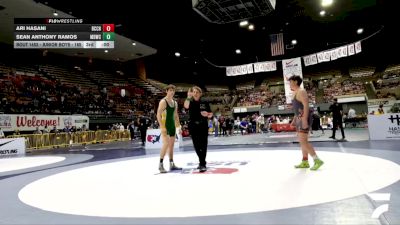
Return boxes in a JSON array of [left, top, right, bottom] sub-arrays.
[[0, 138, 26, 157], [282, 57, 303, 104], [0, 114, 89, 132], [145, 128, 183, 149], [368, 113, 400, 140]]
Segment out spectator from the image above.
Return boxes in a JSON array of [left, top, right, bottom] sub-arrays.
[[33, 127, 42, 134], [119, 123, 125, 131], [128, 121, 135, 140], [347, 108, 357, 128], [311, 111, 324, 134], [348, 108, 356, 118], [50, 126, 58, 133], [42, 125, 50, 134], [329, 98, 345, 140], [376, 104, 385, 114], [239, 118, 248, 135], [138, 115, 151, 146]]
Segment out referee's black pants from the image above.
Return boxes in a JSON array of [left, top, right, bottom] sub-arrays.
[[189, 122, 209, 167], [332, 117, 345, 139]]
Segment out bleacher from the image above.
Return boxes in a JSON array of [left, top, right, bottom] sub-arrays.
[[40, 64, 96, 89], [236, 81, 255, 91], [129, 77, 163, 95], [205, 85, 229, 92], [349, 65, 375, 78], [373, 65, 400, 99], [146, 78, 167, 91]]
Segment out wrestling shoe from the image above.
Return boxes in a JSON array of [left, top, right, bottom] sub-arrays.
[[170, 162, 182, 170], [294, 160, 310, 169], [159, 163, 167, 173], [310, 159, 324, 171]]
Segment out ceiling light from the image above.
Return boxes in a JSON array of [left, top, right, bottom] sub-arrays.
[[175, 52, 180, 57], [291, 39, 297, 45], [53, 11, 58, 16], [235, 49, 241, 54], [357, 28, 364, 34], [132, 42, 136, 46], [104, 50, 108, 53], [239, 20, 248, 27], [320, 10, 326, 16], [248, 24, 255, 31], [321, 0, 333, 7]]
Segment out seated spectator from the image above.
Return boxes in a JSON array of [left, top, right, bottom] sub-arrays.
[[348, 108, 356, 118], [33, 127, 42, 134], [239, 118, 248, 135], [14, 129, 21, 135], [50, 126, 58, 133], [376, 104, 385, 114], [42, 126, 50, 133]]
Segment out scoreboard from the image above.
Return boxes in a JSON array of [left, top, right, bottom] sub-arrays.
[[13, 18, 114, 49]]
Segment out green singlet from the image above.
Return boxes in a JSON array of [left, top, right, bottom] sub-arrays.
[[164, 99, 176, 136]]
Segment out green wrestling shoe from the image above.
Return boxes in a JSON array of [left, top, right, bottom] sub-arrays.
[[310, 159, 324, 171], [294, 160, 310, 169]]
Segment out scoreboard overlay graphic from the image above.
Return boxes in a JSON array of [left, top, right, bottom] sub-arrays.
[[14, 18, 114, 49]]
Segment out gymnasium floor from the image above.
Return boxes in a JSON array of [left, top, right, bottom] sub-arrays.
[[1, 129, 399, 225]]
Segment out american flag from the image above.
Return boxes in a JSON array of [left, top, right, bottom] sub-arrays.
[[270, 33, 285, 56]]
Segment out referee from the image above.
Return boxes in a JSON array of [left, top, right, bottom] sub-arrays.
[[184, 86, 213, 172]]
